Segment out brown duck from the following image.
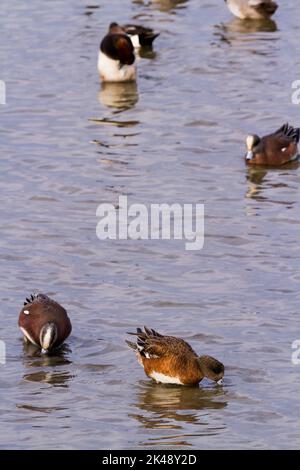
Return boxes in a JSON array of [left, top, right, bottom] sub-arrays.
[[245, 123, 300, 166], [18, 293, 72, 353], [225, 0, 278, 20], [126, 327, 224, 386]]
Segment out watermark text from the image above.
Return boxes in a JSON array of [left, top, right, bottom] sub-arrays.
[[0, 80, 6, 105], [291, 340, 300, 365], [0, 340, 6, 365], [291, 80, 300, 105], [96, 196, 204, 251]]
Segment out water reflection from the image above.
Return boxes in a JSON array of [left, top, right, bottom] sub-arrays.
[[21, 342, 71, 361], [133, 0, 189, 13], [137, 47, 157, 60], [21, 343, 73, 387], [130, 382, 227, 429], [245, 166, 268, 200], [98, 81, 139, 110], [84, 5, 100, 17], [23, 370, 73, 387], [215, 18, 277, 45], [245, 163, 299, 200], [16, 403, 68, 413]]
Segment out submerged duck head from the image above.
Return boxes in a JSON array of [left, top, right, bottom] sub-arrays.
[[18, 293, 72, 353], [126, 326, 225, 386], [197, 355, 225, 384]]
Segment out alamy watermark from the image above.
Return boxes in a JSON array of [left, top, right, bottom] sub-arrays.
[[0, 340, 6, 365], [291, 340, 300, 365], [96, 196, 204, 251], [0, 80, 6, 105], [291, 80, 300, 105]]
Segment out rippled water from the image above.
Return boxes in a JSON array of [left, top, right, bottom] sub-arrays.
[[1, 0, 300, 450]]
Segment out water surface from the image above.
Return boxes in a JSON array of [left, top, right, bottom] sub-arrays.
[[1, 0, 300, 449]]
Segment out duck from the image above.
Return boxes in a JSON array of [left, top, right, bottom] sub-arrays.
[[121, 24, 160, 49], [245, 123, 300, 166], [224, 0, 278, 19], [18, 293, 72, 353], [98, 23, 136, 82], [126, 326, 224, 386]]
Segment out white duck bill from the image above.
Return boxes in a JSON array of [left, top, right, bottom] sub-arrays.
[[246, 150, 254, 160]]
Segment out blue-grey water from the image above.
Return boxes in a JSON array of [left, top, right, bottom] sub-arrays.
[[1, 0, 300, 449]]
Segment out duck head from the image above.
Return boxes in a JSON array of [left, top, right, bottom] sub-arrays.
[[198, 355, 225, 384]]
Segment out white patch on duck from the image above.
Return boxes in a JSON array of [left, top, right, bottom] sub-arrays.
[[226, 0, 245, 19], [20, 327, 39, 347], [150, 371, 184, 385], [144, 352, 159, 359], [97, 51, 136, 82]]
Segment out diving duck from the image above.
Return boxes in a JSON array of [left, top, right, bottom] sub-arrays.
[[98, 23, 136, 82], [126, 326, 224, 386], [18, 293, 72, 353]]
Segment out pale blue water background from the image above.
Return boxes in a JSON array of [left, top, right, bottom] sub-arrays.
[[0, 0, 300, 449]]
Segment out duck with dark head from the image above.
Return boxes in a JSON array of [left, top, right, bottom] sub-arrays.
[[98, 23, 136, 82]]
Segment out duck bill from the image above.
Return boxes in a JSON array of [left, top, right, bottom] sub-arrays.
[[246, 150, 254, 161]]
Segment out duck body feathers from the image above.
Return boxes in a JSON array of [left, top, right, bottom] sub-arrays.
[[126, 327, 224, 386], [18, 293, 72, 352], [246, 123, 300, 166], [98, 26, 136, 82]]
